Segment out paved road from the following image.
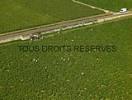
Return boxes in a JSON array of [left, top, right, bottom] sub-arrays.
[[0, 11, 132, 44]]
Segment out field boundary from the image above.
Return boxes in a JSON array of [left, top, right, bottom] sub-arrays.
[[72, 0, 112, 13]]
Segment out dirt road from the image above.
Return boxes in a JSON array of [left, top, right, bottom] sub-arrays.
[[72, 0, 111, 13], [0, 11, 132, 44]]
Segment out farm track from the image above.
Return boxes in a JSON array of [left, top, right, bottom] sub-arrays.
[[72, 0, 112, 13], [0, 11, 132, 44]]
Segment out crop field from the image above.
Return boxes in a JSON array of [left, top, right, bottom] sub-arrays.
[[78, 0, 132, 11], [0, 18, 132, 99], [0, 0, 103, 34]]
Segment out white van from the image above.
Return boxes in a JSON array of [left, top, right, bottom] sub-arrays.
[[120, 8, 128, 13]]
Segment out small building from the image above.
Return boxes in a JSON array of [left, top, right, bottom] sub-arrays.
[[120, 8, 128, 13]]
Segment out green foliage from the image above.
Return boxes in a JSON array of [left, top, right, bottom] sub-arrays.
[[0, 18, 132, 99]]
